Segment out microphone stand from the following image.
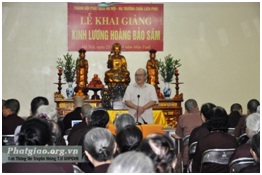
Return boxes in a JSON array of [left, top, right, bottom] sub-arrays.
[[136, 95, 142, 125], [141, 117, 148, 125]]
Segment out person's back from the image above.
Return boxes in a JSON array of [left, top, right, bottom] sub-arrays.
[[138, 133, 177, 173], [175, 99, 202, 167], [83, 127, 116, 173], [176, 99, 202, 137], [234, 99, 260, 137], [27, 96, 49, 120], [192, 107, 238, 173], [70, 107, 110, 173], [228, 103, 243, 128], [114, 113, 136, 134], [68, 103, 92, 146], [62, 96, 84, 133], [3, 118, 74, 173], [239, 132, 260, 173], [107, 151, 155, 173], [189, 102, 216, 146], [228, 111, 242, 128], [13, 96, 49, 144], [2, 99, 24, 135], [69, 107, 110, 146], [229, 113, 260, 165], [116, 125, 143, 153]]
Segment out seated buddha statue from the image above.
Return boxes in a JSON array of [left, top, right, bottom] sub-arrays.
[[104, 43, 130, 89]]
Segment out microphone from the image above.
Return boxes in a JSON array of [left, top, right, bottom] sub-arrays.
[[136, 95, 148, 125], [136, 95, 142, 125]]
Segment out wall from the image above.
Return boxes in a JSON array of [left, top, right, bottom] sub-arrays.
[[2, 2, 260, 117]]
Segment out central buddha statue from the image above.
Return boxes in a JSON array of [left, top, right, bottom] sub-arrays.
[[104, 43, 130, 90]]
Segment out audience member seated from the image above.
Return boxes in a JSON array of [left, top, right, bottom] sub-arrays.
[[27, 96, 49, 120], [240, 132, 260, 173], [114, 113, 136, 134], [138, 133, 177, 173], [188, 102, 216, 161], [234, 99, 259, 137], [36, 105, 57, 121], [48, 120, 65, 145], [228, 113, 260, 165], [69, 107, 110, 173], [189, 102, 216, 146], [67, 103, 92, 145], [107, 151, 155, 173], [175, 99, 202, 169], [62, 96, 84, 134], [35, 105, 65, 145], [192, 107, 239, 173], [228, 103, 243, 128], [68, 107, 109, 146], [83, 127, 116, 173], [13, 96, 49, 144], [116, 125, 143, 153], [2, 118, 74, 173], [2, 99, 24, 135]]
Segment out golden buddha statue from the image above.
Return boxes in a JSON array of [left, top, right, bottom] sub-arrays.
[[104, 43, 130, 89], [146, 49, 159, 88], [74, 48, 88, 98]]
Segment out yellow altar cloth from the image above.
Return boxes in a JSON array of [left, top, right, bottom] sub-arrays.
[[107, 110, 168, 128]]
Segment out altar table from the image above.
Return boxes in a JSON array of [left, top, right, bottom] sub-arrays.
[[107, 110, 168, 128]]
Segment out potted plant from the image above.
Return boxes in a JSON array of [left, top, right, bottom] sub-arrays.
[[56, 53, 76, 99], [158, 54, 181, 98], [56, 53, 76, 82]]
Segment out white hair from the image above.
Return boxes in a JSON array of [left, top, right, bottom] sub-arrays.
[[36, 105, 57, 121], [246, 113, 260, 138], [107, 151, 155, 173], [74, 96, 84, 108], [114, 113, 136, 133]]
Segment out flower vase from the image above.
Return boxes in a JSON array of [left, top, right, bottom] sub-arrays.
[[66, 82, 74, 99], [163, 82, 172, 99]]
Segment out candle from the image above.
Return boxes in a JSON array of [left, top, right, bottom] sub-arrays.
[[58, 68, 63, 74]]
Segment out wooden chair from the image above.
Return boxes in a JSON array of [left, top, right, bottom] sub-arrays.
[[229, 157, 255, 173], [200, 148, 235, 173]]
